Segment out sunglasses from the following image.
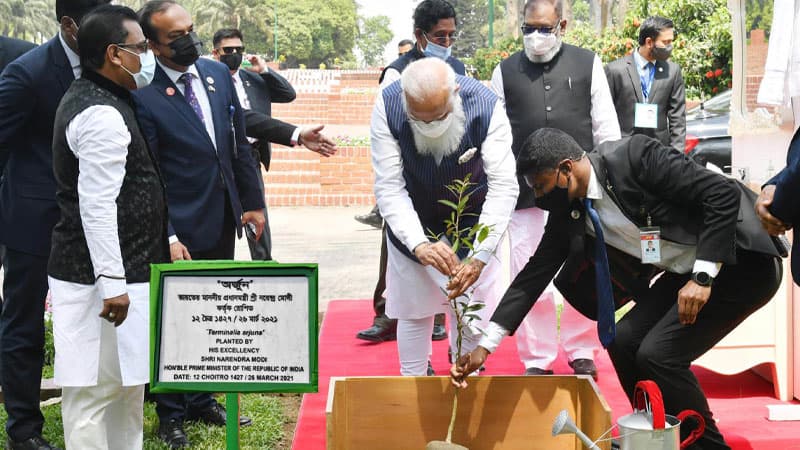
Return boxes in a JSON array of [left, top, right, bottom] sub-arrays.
[[219, 46, 245, 55]]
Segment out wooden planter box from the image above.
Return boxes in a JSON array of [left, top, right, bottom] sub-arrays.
[[326, 376, 612, 450]]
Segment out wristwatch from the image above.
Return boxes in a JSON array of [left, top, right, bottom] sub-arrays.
[[691, 271, 713, 287]]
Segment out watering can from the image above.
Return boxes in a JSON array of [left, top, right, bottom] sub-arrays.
[[616, 380, 706, 450]]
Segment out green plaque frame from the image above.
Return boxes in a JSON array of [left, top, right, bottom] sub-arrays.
[[149, 261, 318, 394]]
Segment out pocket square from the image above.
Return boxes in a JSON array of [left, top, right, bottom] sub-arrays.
[[458, 147, 478, 164]]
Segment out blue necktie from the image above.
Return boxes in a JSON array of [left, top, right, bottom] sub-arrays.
[[640, 62, 654, 100], [583, 198, 616, 347], [179, 73, 206, 124]]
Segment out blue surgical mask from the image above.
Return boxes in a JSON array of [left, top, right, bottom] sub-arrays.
[[423, 38, 452, 60], [118, 47, 156, 89]]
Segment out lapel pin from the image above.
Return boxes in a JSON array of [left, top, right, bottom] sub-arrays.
[[208, 85, 216, 93], [166, 87, 175, 96], [658, 66, 663, 72], [244, 80, 251, 87], [571, 210, 581, 220], [206, 76, 215, 85]]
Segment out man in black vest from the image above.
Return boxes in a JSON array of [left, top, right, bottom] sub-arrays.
[[452, 128, 784, 450], [356, 0, 465, 347], [49, 4, 169, 448], [489, 0, 621, 379], [211, 28, 336, 261]]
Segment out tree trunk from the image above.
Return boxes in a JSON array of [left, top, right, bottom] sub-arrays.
[[563, 0, 572, 23], [616, 0, 628, 26], [506, 0, 521, 38]]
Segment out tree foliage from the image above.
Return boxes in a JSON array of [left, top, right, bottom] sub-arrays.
[[357, 15, 393, 67], [0, 0, 57, 44], [450, 0, 505, 59]]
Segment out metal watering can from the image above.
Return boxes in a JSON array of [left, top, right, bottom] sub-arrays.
[[616, 381, 706, 450]]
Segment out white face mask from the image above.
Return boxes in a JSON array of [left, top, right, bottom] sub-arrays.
[[118, 47, 156, 89], [409, 113, 454, 138], [525, 31, 558, 55]]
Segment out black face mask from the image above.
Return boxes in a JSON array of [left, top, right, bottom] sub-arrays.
[[168, 32, 203, 67], [534, 170, 571, 214], [220, 53, 243, 71], [651, 44, 673, 61]]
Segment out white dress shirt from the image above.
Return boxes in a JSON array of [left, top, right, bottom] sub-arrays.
[[58, 32, 81, 79], [231, 70, 300, 144], [490, 53, 622, 146], [157, 60, 217, 147], [478, 165, 723, 353], [370, 95, 519, 264]]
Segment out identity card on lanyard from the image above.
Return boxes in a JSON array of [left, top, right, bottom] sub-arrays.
[[640, 225, 661, 264], [634, 64, 658, 129]]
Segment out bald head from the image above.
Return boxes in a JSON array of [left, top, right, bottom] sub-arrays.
[[401, 58, 457, 123]]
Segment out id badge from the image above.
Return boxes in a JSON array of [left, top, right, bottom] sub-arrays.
[[634, 103, 658, 129], [640, 227, 661, 264]]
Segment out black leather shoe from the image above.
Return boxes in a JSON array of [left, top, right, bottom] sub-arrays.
[[569, 358, 598, 380], [523, 367, 554, 376], [354, 211, 383, 229], [186, 401, 253, 427], [157, 419, 190, 449], [427, 360, 435, 376], [431, 324, 447, 341], [6, 436, 62, 450], [356, 324, 396, 342]]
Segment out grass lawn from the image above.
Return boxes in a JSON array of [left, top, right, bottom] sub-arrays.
[[0, 392, 301, 450]]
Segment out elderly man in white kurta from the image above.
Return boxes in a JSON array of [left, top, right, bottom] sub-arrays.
[[46, 6, 170, 448], [370, 57, 518, 376]]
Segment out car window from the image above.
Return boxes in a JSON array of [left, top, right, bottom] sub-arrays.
[[688, 90, 731, 115]]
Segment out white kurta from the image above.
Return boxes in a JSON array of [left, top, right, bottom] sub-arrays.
[[49, 104, 150, 387]]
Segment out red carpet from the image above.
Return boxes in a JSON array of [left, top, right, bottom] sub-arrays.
[[291, 300, 800, 450]]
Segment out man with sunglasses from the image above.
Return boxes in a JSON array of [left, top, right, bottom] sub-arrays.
[[488, 0, 620, 380], [211, 28, 337, 262], [358, 0, 465, 349], [133, 1, 263, 447], [49, 5, 168, 447], [0, 0, 111, 448]]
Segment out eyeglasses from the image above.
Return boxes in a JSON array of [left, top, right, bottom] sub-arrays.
[[116, 40, 149, 54], [424, 32, 458, 46], [219, 46, 245, 55], [521, 21, 562, 35]]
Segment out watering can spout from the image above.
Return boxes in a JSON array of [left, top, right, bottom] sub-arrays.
[[551, 409, 601, 450]]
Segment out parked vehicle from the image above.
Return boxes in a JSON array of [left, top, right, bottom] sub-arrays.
[[684, 90, 731, 173]]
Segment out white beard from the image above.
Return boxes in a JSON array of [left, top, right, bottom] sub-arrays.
[[410, 95, 467, 165], [525, 37, 563, 64]]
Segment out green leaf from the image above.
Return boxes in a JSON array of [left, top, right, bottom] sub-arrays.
[[477, 226, 490, 243], [438, 199, 459, 210]]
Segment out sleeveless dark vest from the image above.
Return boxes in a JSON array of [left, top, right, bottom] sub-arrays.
[[382, 76, 496, 262], [379, 46, 466, 84], [49, 72, 169, 284], [501, 44, 595, 209]]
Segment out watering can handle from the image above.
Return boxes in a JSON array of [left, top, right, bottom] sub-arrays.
[[677, 410, 706, 449], [633, 380, 666, 429]]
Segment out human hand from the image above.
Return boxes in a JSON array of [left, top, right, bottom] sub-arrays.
[[246, 54, 267, 73], [447, 259, 486, 299], [677, 280, 711, 325], [99, 293, 130, 327], [756, 185, 792, 235], [450, 346, 489, 388], [242, 210, 266, 240], [299, 125, 337, 157], [414, 241, 459, 276], [170, 241, 192, 262]]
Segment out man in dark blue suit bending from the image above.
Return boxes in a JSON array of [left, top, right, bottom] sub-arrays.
[[133, 1, 265, 447], [0, 1, 110, 449]]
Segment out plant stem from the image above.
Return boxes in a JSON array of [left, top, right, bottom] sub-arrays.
[[446, 388, 458, 443]]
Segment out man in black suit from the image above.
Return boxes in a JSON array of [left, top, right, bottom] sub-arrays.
[[452, 128, 784, 450], [211, 28, 336, 261], [0, 35, 35, 305], [0, 1, 111, 449], [605, 16, 686, 152], [757, 127, 800, 284]]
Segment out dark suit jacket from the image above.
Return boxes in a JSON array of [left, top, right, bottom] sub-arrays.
[[0, 36, 73, 256], [0, 36, 35, 74], [605, 53, 686, 152], [238, 69, 296, 170], [491, 135, 782, 333], [766, 126, 800, 282], [133, 59, 265, 253]]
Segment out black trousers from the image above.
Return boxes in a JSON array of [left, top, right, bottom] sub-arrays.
[[1, 248, 49, 441], [154, 201, 237, 422], [246, 158, 272, 261], [371, 227, 444, 328], [607, 250, 782, 450]]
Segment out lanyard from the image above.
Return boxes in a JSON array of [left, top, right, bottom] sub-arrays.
[[640, 63, 655, 101]]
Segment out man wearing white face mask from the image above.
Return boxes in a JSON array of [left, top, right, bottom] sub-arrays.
[[49, 5, 169, 449], [371, 58, 518, 376], [489, 0, 621, 379]]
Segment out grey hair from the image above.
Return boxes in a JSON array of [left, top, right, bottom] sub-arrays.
[[400, 57, 456, 104], [523, 0, 563, 18]]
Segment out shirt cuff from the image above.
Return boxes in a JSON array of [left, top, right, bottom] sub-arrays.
[[470, 249, 492, 265], [477, 321, 509, 354], [168, 235, 179, 245], [693, 259, 722, 278], [97, 276, 127, 301], [290, 127, 301, 146]]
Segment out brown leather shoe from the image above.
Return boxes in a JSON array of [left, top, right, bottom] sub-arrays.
[[524, 367, 554, 376], [569, 358, 598, 380]]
